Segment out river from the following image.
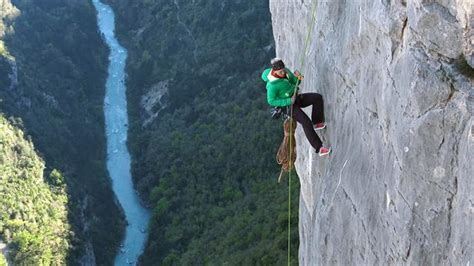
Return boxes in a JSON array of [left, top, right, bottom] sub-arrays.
[[92, 1, 150, 265]]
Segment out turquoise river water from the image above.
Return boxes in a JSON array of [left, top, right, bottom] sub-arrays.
[[92, 1, 150, 265]]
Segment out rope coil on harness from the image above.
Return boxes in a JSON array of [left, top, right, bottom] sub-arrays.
[[276, 118, 297, 183]]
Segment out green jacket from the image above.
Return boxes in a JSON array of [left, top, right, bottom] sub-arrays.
[[261, 68, 299, 107]]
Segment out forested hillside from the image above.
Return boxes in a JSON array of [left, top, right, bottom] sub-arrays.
[[0, 114, 69, 265], [105, 0, 300, 264], [1, 0, 123, 264]]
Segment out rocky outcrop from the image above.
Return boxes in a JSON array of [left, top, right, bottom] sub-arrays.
[[270, 0, 472, 264], [140, 80, 169, 126]]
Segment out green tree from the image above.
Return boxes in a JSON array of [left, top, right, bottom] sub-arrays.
[[0, 115, 70, 265]]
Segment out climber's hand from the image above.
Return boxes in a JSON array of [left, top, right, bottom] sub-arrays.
[[294, 70, 304, 81]]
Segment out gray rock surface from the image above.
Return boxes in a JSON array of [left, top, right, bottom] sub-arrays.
[[269, 0, 473, 264], [140, 80, 169, 126]]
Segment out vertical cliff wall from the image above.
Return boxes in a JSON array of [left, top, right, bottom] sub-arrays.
[[270, 0, 472, 264]]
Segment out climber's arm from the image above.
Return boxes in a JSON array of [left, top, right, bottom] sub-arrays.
[[287, 69, 298, 85], [267, 87, 292, 107]]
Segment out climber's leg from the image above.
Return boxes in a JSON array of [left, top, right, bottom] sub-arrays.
[[292, 105, 323, 151], [297, 93, 325, 125]]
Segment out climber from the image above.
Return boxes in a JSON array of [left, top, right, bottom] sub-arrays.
[[261, 58, 331, 156]]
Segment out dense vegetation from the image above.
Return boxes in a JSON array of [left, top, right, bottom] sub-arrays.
[[106, 0, 300, 264], [0, 254, 6, 265], [0, 114, 69, 265], [1, 0, 123, 264], [0, 0, 19, 59]]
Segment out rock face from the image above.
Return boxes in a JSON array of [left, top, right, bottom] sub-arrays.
[[140, 80, 169, 126], [269, 0, 473, 264]]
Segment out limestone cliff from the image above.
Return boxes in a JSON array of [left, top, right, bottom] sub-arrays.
[[270, 0, 472, 264]]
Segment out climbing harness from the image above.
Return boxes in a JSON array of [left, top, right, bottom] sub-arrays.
[[270, 106, 290, 120], [278, 0, 320, 265]]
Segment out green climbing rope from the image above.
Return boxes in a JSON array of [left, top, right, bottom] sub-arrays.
[[287, 0, 319, 265]]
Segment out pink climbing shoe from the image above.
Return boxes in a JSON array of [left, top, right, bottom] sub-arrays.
[[318, 147, 331, 157], [314, 122, 326, 130]]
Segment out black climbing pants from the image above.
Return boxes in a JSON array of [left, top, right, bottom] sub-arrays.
[[292, 93, 325, 151]]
